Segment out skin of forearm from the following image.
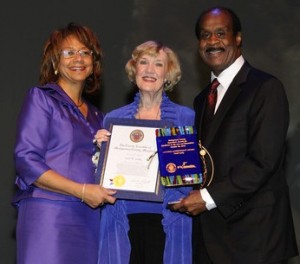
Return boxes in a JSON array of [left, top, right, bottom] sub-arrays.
[[34, 170, 83, 199]]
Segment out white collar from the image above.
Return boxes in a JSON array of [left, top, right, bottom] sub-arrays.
[[211, 55, 245, 89]]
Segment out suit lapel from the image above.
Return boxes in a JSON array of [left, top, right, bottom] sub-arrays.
[[195, 88, 209, 141]]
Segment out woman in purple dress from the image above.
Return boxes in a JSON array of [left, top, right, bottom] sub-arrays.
[[13, 22, 116, 264], [95, 41, 195, 264]]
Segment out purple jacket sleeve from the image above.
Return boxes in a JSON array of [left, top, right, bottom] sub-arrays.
[[15, 88, 52, 189]]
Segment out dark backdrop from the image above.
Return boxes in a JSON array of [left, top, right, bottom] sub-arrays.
[[1, 1, 299, 263]]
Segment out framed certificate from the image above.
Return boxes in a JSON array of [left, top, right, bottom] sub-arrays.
[[96, 118, 173, 202]]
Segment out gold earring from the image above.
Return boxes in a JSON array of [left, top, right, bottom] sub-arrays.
[[54, 69, 58, 75]]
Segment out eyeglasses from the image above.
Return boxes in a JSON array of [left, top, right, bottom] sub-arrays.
[[60, 49, 93, 59]]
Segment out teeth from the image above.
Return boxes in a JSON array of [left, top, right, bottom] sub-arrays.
[[143, 76, 156, 81]]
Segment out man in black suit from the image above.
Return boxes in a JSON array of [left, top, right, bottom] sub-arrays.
[[170, 6, 298, 263]]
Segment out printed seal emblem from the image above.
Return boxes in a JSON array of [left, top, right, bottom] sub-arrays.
[[166, 162, 177, 173], [130, 129, 144, 143], [111, 175, 126, 187]]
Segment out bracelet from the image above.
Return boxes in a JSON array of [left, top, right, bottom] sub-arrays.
[[81, 184, 86, 203]]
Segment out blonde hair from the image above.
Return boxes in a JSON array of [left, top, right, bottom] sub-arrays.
[[125, 40, 181, 91]]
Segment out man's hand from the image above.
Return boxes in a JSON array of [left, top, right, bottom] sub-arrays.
[[168, 190, 207, 216]]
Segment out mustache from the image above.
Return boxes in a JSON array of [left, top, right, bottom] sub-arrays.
[[206, 47, 225, 53]]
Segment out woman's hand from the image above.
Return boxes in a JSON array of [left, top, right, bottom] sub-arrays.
[[82, 184, 117, 208], [94, 129, 111, 148], [35, 170, 117, 208]]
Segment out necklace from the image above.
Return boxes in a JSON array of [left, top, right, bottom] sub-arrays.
[[137, 107, 161, 120]]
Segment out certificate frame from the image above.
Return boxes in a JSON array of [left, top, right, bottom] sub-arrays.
[[95, 118, 173, 202]]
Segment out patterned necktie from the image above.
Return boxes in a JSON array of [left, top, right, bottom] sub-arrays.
[[202, 78, 219, 136]]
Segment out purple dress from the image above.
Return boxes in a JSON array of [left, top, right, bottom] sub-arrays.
[[13, 83, 103, 264], [99, 92, 195, 264]]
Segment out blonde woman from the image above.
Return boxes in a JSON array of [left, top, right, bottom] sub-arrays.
[[95, 41, 194, 264]]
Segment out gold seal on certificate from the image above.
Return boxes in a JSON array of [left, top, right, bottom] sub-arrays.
[[111, 175, 126, 187]]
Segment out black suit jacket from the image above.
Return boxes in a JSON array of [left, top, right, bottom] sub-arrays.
[[193, 62, 298, 263]]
